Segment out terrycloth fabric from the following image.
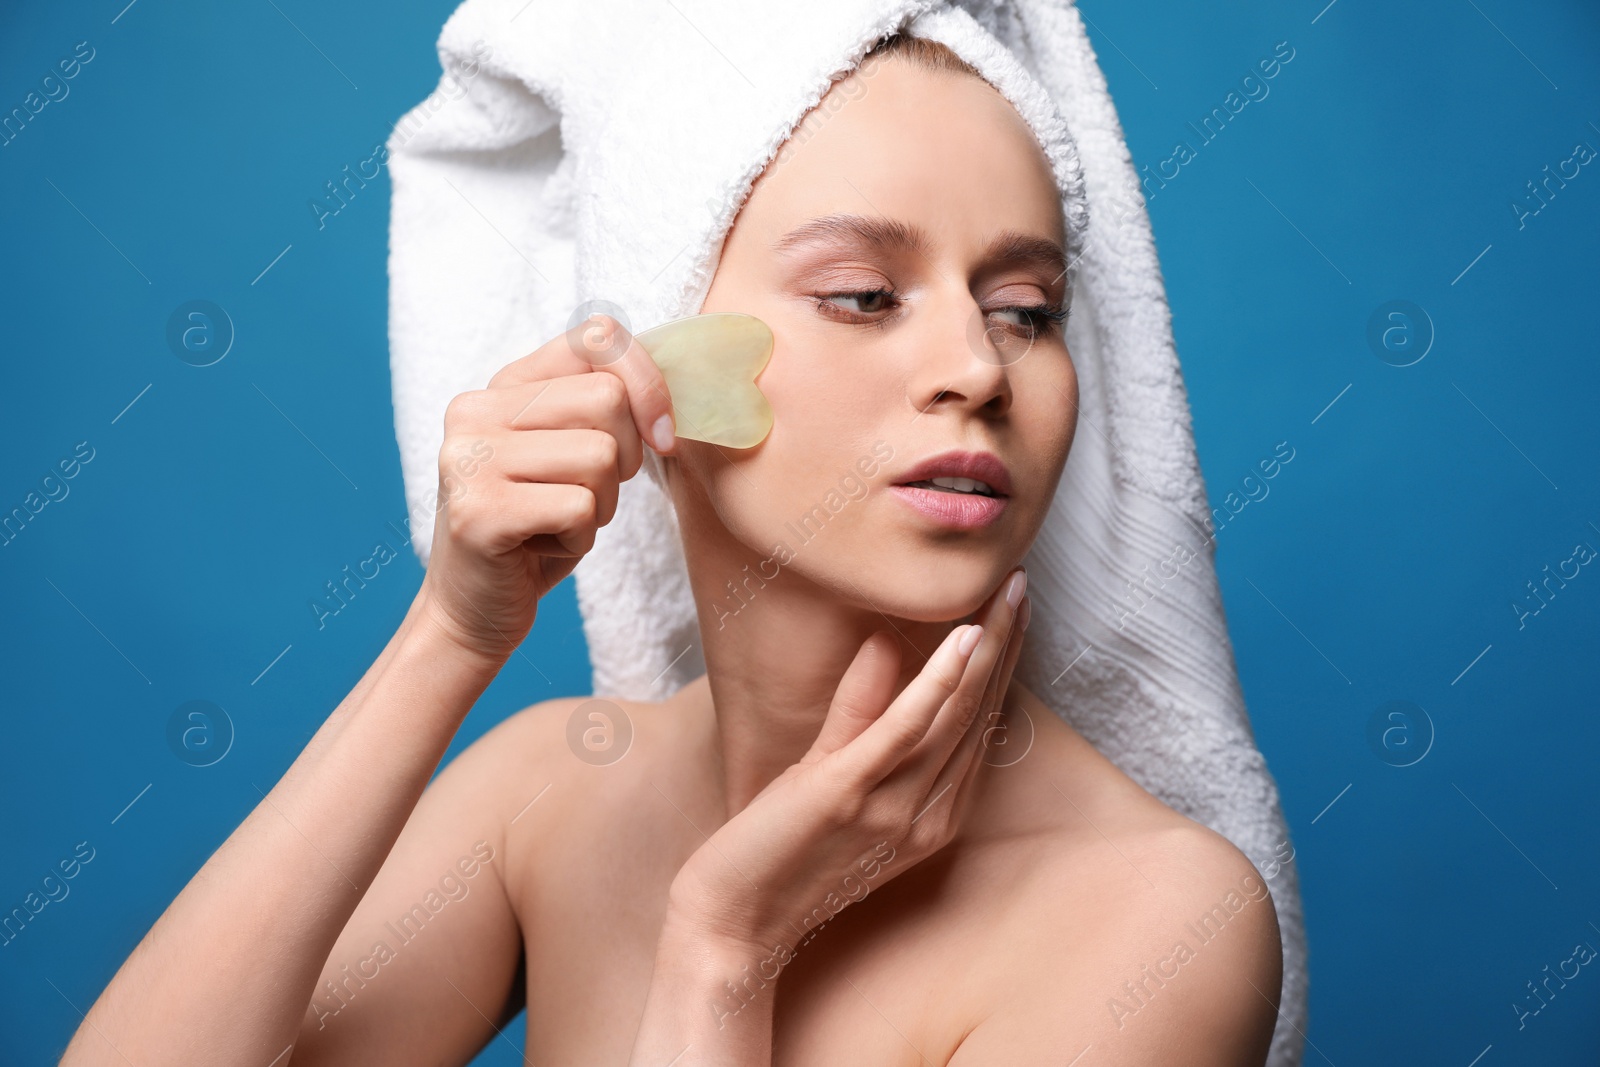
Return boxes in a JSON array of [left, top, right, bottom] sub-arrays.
[[385, 1, 1307, 1060]]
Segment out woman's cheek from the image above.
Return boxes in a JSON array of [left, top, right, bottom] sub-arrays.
[[765, 349, 881, 446]]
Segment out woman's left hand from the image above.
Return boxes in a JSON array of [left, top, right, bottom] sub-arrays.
[[667, 567, 1031, 958]]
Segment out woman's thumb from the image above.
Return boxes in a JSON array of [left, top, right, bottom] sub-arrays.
[[805, 631, 901, 761]]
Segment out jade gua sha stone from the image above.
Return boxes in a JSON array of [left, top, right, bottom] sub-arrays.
[[634, 312, 775, 449]]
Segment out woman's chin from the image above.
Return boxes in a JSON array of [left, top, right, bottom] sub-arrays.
[[831, 560, 1017, 625]]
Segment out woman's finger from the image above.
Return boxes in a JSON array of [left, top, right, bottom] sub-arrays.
[[467, 374, 643, 479], [567, 315, 678, 457], [476, 428, 623, 528], [894, 568, 1026, 788], [973, 591, 1026, 742], [840, 622, 984, 783], [442, 480, 599, 558], [943, 593, 1029, 821], [486, 314, 677, 457], [804, 631, 902, 763]]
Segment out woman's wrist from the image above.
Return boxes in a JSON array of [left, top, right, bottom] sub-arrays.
[[660, 896, 777, 964], [629, 909, 782, 1066], [665, 866, 787, 960], [401, 582, 518, 675]]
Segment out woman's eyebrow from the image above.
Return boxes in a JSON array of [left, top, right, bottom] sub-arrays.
[[985, 230, 1069, 285], [773, 213, 931, 259], [773, 212, 1067, 281]]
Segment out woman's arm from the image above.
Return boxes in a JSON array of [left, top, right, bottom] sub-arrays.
[[63, 315, 679, 1066], [60, 593, 513, 1066], [628, 914, 785, 1066]]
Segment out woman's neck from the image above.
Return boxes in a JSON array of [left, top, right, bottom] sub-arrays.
[[667, 484, 956, 818], [692, 576, 950, 817]]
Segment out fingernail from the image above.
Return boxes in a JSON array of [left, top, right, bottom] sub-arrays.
[[1019, 596, 1031, 632], [651, 413, 675, 453], [957, 624, 983, 657], [1005, 568, 1027, 610]]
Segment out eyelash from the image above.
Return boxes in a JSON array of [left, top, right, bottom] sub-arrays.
[[812, 288, 1070, 337]]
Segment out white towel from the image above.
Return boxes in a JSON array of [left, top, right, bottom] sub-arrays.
[[385, 1, 1307, 1061]]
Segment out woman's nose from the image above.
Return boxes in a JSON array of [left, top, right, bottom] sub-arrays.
[[904, 300, 1015, 419]]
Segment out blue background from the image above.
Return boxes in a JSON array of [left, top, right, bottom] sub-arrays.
[[2, 1, 1597, 1064]]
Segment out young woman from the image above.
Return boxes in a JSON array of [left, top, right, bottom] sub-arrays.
[[65, 33, 1281, 1067]]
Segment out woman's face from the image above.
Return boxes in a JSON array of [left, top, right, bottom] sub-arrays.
[[668, 51, 1078, 623]]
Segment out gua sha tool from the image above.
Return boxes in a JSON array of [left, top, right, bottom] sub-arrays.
[[634, 312, 775, 449]]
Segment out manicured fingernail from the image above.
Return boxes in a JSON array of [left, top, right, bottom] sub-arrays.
[[1005, 568, 1027, 610], [651, 413, 675, 452], [957, 624, 983, 657], [1018, 595, 1031, 632]]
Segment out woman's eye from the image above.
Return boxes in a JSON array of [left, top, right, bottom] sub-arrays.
[[823, 290, 895, 315], [990, 307, 1032, 328], [813, 290, 1067, 338], [987, 304, 1069, 336]]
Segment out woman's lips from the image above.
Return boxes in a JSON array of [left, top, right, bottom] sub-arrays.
[[889, 483, 1009, 529]]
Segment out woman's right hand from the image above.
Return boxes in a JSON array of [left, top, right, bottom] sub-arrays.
[[417, 313, 677, 661]]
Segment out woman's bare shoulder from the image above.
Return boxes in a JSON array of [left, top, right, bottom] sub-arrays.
[[1002, 681, 1279, 929], [953, 682, 1282, 1063], [470, 689, 687, 770], [462, 686, 710, 832]]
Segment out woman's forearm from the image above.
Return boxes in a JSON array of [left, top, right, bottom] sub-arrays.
[[628, 908, 782, 1067], [62, 590, 506, 1066]]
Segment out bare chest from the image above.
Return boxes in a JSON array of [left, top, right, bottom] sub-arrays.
[[513, 839, 995, 1066]]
